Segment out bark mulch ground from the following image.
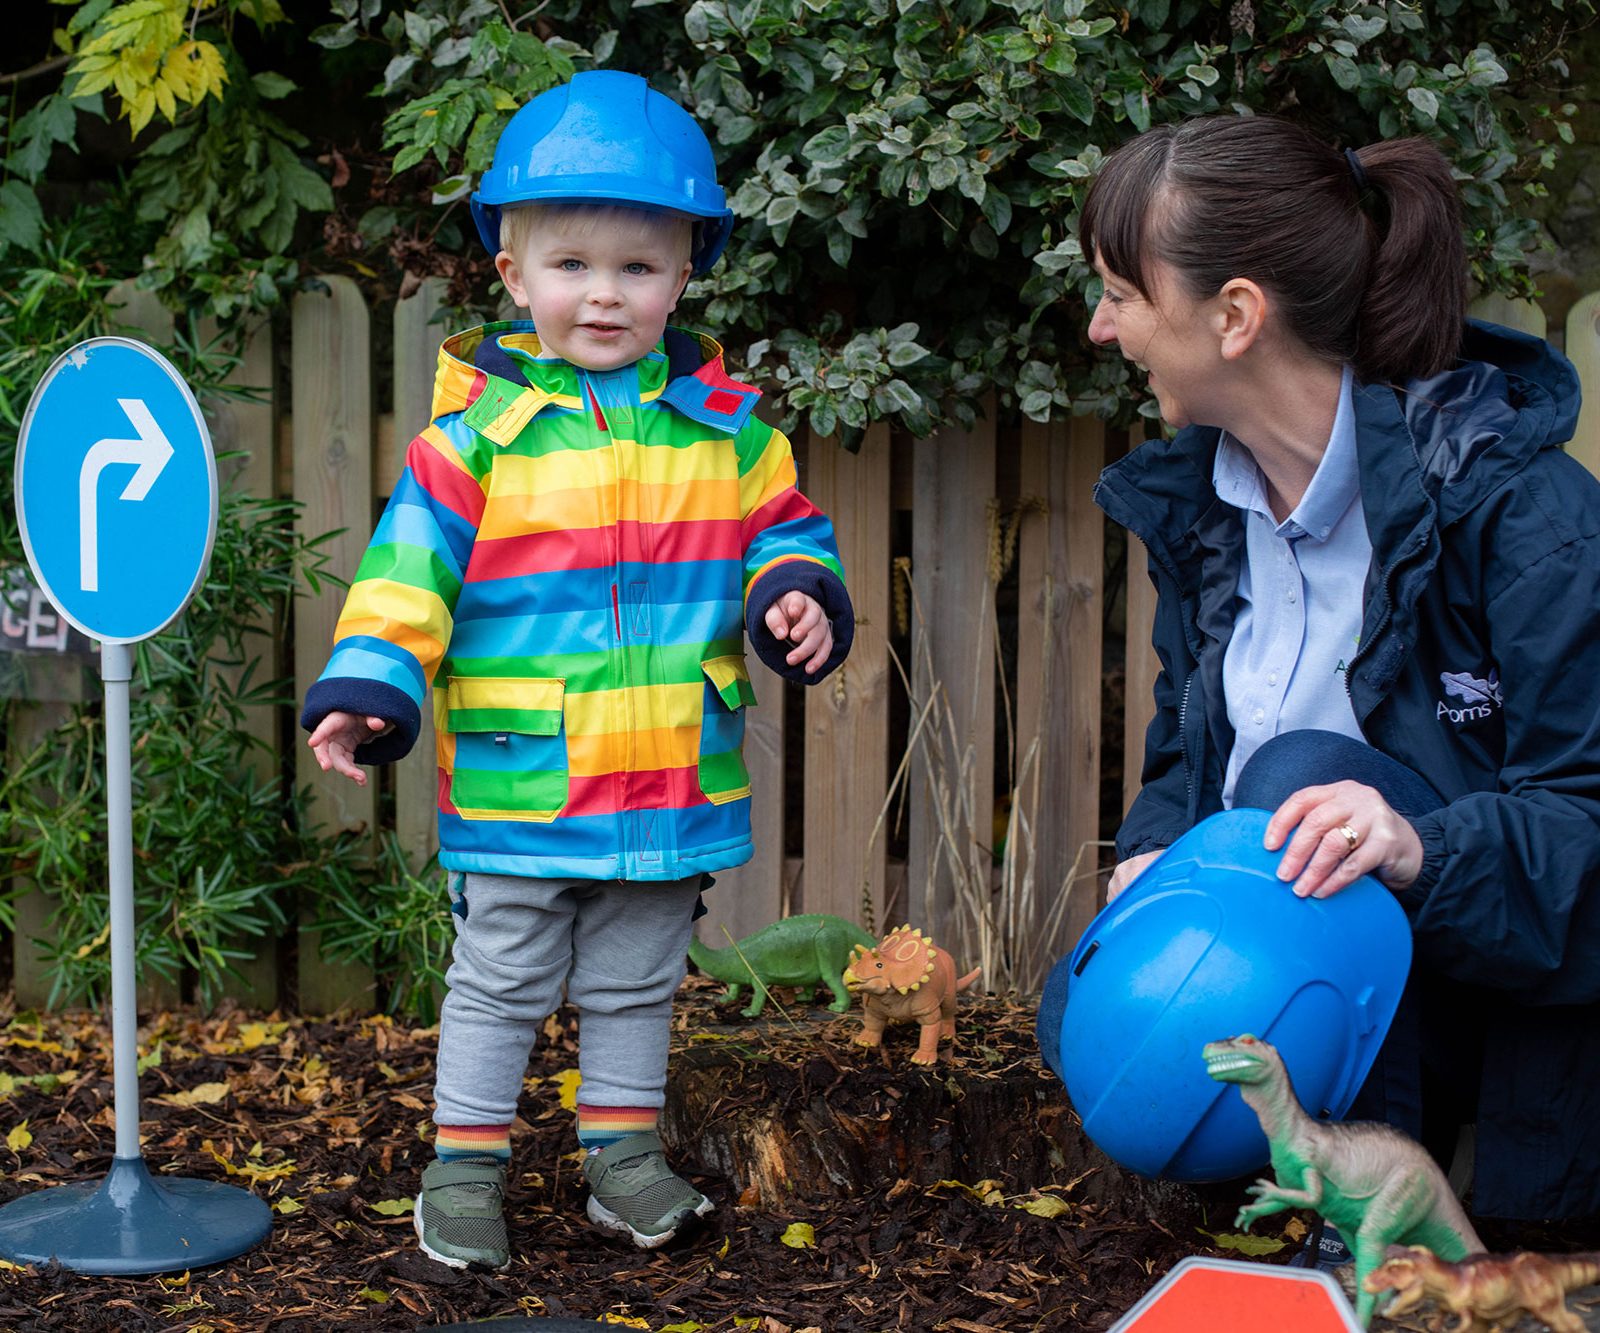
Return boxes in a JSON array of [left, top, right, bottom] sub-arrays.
[[0, 980, 1596, 1333]]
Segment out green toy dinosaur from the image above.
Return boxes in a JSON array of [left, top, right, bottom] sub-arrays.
[[688, 913, 877, 1017], [1203, 1033, 1484, 1329]]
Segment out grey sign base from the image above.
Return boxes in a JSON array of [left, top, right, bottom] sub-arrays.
[[0, 1156, 271, 1275]]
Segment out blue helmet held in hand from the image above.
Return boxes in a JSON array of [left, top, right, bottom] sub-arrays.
[[470, 70, 735, 275], [1036, 807, 1412, 1182]]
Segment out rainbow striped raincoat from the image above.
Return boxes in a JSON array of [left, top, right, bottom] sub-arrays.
[[302, 322, 852, 881]]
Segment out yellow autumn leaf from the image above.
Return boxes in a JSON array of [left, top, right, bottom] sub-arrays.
[[1015, 1195, 1071, 1218], [599, 1318, 649, 1329], [0, 1074, 15, 1097], [780, 1222, 816, 1249], [6, 1122, 32, 1152], [553, 1068, 581, 1111], [79, 0, 184, 58], [716, 1236, 730, 1259], [166, 40, 227, 104], [75, 923, 111, 960], [160, 1082, 231, 1108], [1198, 1227, 1288, 1257], [158, 1269, 190, 1289], [126, 86, 157, 136], [357, 1288, 389, 1303], [206, 1141, 296, 1184], [660, 1323, 708, 1332], [931, 1178, 1005, 1206], [273, 1197, 303, 1214], [7, 1037, 64, 1054], [369, 1198, 414, 1216], [0, 1258, 26, 1272]]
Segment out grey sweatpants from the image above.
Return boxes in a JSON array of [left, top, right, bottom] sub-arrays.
[[432, 872, 703, 1127]]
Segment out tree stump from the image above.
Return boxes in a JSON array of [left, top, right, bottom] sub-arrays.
[[661, 982, 1208, 1225]]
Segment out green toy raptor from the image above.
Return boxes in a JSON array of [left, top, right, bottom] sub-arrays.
[[688, 913, 877, 1017], [1203, 1033, 1484, 1328]]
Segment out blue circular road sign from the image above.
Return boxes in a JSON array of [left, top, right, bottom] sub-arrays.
[[16, 337, 217, 645]]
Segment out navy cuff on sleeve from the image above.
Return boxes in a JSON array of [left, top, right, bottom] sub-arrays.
[[301, 677, 420, 766], [745, 563, 855, 683]]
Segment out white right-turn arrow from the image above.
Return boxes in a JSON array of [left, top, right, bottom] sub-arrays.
[[79, 398, 173, 593]]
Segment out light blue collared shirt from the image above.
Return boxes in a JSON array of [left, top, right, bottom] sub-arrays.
[[1216, 365, 1371, 807]]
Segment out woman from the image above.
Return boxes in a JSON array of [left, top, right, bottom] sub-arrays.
[[1085, 115, 1600, 1225]]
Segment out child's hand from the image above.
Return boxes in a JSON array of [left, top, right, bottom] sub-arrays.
[[764, 591, 833, 674], [306, 711, 393, 786]]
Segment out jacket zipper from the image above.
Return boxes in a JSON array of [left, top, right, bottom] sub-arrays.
[[589, 375, 631, 860], [1177, 671, 1196, 812]]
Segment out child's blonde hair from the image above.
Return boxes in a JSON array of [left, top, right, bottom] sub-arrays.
[[499, 202, 696, 267]]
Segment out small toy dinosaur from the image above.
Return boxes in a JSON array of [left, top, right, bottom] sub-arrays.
[[843, 925, 981, 1065], [687, 913, 877, 1017], [1203, 1033, 1484, 1328], [1364, 1243, 1600, 1333]]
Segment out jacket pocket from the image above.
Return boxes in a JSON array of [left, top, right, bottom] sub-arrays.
[[698, 655, 754, 805], [444, 675, 568, 822]]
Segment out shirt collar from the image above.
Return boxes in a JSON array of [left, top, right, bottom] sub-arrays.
[[1212, 365, 1359, 542]]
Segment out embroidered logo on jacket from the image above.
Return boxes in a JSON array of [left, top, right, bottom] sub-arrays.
[[1437, 668, 1501, 724]]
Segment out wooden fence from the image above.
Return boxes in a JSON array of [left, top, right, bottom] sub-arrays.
[[5, 281, 1597, 1013]]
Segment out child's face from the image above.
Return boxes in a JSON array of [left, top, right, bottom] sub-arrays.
[[496, 208, 694, 372]]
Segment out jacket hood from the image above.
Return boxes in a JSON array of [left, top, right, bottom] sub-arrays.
[[1395, 320, 1579, 525], [1096, 319, 1581, 564], [429, 321, 762, 445]]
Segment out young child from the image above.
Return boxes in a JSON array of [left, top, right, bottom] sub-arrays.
[[302, 70, 853, 1269]]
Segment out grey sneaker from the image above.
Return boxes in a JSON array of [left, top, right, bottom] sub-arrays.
[[582, 1131, 715, 1249], [414, 1155, 510, 1270]]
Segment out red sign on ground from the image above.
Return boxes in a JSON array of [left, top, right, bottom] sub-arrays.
[[1110, 1256, 1363, 1333]]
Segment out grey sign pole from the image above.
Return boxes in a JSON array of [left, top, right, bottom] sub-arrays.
[[104, 639, 140, 1160]]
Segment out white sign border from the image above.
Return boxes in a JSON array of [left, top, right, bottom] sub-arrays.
[[15, 336, 219, 646]]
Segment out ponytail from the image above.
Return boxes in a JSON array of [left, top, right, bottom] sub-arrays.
[[1348, 139, 1466, 383]]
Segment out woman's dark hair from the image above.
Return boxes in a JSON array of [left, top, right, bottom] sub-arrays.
[[1079, 115, 1466, 384]]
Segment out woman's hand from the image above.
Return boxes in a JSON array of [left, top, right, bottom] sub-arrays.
[[1263, 781, 1423, 898], [1106, 849, 1165, 902]]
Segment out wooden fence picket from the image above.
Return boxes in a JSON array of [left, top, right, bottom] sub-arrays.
[[800, 424, 891, 930], [1566, 293, 1600, 479], [391, 279, 448, 873], [908, 408, 997, 955], [1468, 293, 1547, 339], [291, 276, 376, 1012], [695, 410, 793, 949], [1122, 432, 1160, 821], [203, 312, 281, 1008], [1016, 417, 1105, 976]]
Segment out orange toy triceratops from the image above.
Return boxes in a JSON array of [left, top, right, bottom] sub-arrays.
[[842, 925, 981, 1064]]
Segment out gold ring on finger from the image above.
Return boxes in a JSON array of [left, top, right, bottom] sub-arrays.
[[1336, 824, 1360, 856]]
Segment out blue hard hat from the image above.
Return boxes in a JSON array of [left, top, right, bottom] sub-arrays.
[[1038, 807, 1412, 1182], [470, 70, 735, 275]]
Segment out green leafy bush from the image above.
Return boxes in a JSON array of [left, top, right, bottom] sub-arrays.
[[367, 0, 1585, 442]]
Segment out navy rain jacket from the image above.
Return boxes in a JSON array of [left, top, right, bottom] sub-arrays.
[[1095, 322, 1600, 1219]]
